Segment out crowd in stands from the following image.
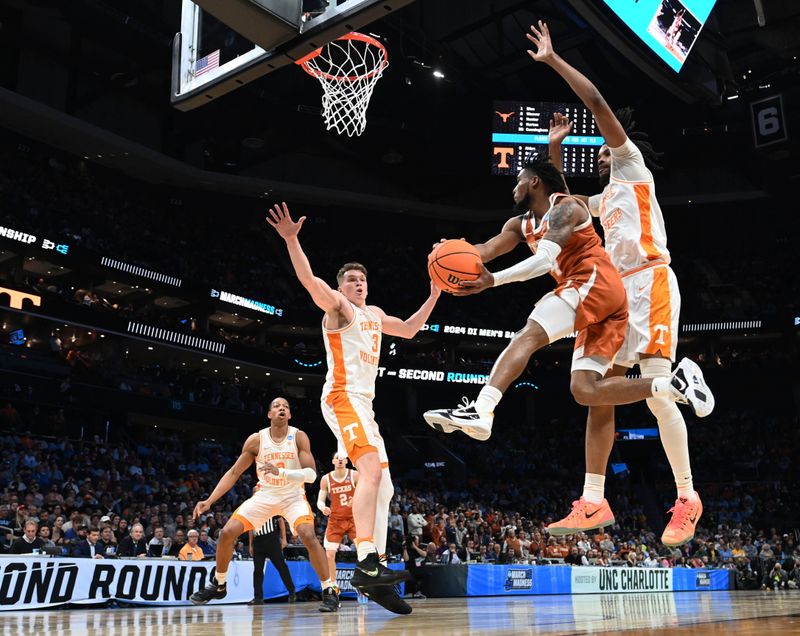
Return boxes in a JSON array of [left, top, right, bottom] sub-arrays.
[[1, 393, 797, 595]]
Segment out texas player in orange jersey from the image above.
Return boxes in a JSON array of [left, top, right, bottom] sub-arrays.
[[317, 452, 359, 585], [423, 151, 712, 536]]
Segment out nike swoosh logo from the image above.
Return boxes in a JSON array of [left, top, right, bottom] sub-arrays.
[[689, 515, 698, 524], [585, 509, 600, 519], [359, 568, 379, 577]]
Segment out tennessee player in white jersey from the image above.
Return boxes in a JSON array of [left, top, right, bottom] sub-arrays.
[[190, 397, 340, 612], [268, 201, 440, 615], [532, 19, 713, 547]]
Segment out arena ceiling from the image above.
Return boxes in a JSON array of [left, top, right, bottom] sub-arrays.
[[1, 0, 799, 211]]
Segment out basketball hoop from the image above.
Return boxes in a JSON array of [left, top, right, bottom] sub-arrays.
[[296, 32, 388, 137]]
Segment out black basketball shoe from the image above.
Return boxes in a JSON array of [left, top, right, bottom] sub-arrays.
[[363, 585, 413, 614], [318, 585, 340, 612], [190, 578, 227, 605], [351, 552, 411, 590]]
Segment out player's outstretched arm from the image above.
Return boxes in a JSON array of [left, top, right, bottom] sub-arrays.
[[548, 111, 572, 181], [526, 21, 627, 149], [474, 217, 525, 264], [549, 118, 594, 205], [193, 433, 259, 518], [266, 202, 344, 314], [378, 281, 441, 339], [455, 200, 578, 295]]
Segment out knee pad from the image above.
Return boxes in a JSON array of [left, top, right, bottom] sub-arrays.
[[640, 358, 682, 422]]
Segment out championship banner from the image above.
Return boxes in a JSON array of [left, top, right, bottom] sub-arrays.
[[465, 564, 572, 596], [0, 556, 253, 610], [571, 567, 673, 594], [672, 567, 732, 591]]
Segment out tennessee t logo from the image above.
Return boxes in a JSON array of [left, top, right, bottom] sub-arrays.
[[653, 324, 669, 345], [342, 422, 360, 442], [493, 146, 514, 169]]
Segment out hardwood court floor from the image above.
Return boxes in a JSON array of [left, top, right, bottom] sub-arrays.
[[0, 591, 798, 635]]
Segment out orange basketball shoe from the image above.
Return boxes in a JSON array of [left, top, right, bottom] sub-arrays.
[[661, 492, 703, 547], [546, 498, 615, 536]]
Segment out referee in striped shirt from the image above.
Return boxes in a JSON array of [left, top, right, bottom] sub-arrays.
[[249, 515, 296, 604]]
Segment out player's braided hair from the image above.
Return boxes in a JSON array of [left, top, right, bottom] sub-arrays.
[[521, 155, 568, 195], [615, 106, 664, 171]]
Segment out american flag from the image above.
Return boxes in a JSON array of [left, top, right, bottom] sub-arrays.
[[194, 49, 220, 77]]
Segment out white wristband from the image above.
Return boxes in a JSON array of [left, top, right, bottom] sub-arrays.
[[278, 467, 317, 484], [492, 239, 562, 287]]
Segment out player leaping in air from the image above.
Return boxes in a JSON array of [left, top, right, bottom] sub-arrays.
[[539, 18, 707, 547]]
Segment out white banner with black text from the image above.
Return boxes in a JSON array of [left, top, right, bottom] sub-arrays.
[[0, 556, 253, 610]]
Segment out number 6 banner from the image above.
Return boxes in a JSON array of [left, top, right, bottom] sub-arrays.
[[751, 95, 787, 148]]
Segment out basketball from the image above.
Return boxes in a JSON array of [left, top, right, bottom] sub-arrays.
[[428, 239, 482, 293]]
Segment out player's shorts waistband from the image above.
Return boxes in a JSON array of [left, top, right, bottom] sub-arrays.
[[620, 259, 669, 278]]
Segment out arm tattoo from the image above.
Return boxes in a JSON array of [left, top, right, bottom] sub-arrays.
[[543, 202, 577, 247]]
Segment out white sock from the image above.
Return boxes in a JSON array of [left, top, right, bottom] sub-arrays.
[[582, 473, 605, 504], [640, 359, 696, 501], [322, 578, 335, 590], [373, 467, 393, 558], [475, 385, 502, 419], [215, 571, 227, 585], [356, 540, 376, 562], [647, 398, 695, 498]]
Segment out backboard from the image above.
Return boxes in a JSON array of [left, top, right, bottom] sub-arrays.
[[171, 0, 416, 111]]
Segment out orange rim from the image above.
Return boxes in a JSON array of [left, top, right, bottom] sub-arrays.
[[295, 32, 388, 82]]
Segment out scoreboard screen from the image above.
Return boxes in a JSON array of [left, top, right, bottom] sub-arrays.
[[491, 100, 604, 178], [601, 0, 718, 73]]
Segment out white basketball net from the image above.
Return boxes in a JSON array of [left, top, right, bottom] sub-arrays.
[[300, 33, 388, 137]]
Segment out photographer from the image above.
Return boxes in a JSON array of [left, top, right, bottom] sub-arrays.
[[401, 533, 427, 599], [762, 562, 789, 591]]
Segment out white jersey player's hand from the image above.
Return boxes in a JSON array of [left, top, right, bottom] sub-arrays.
[[260, 461, 280, 476], [192, 500, 210, 519], [549, 112, 572, 145], [322, 506, 331, 516], [267, 201, 306, 241], [526, 20, 555, 63]]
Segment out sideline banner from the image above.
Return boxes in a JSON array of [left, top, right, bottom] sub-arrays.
[[672, 567, 731, 591], [466, 564, 572, 596], [0, 556, 253, 610], [571, 567, 672, 594], [0, 557, 408, 609]]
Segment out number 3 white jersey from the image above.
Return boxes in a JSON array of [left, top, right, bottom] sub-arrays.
[[321, 301, 382, 402], [256, 426, 303, 497], [588, 138, 671, 275]]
